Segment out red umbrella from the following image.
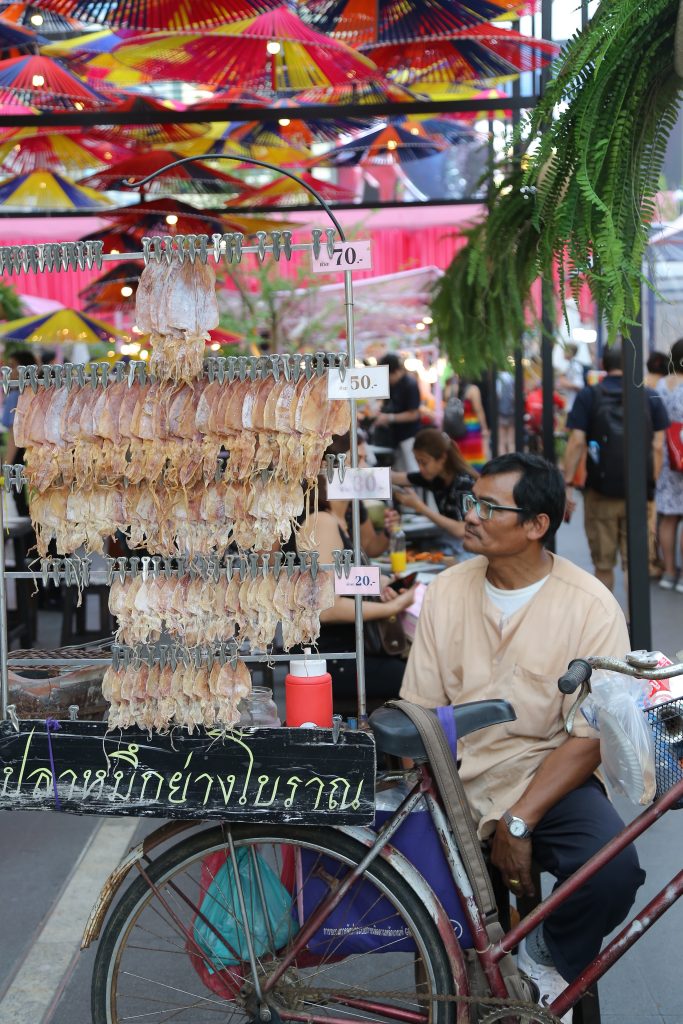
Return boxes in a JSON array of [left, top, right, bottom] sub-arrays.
[[77, 226, 139, 254], [0, 15, 42, 59], [235, 171, 354, 208], [365, 25, 558, 86], [103, 197, 285, 240], [79, 149, 255, 196], [0, 3, 82, 32], [79, 260, 139, 313], [0, 53, 106, 108], [106, 7, 386, 99], [32, 0, 281, 31], [88, 94, 205, 145], [0, 129, 124, 173]]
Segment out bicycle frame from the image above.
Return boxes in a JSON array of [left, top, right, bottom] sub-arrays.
[[359, 762, 683, 1022]]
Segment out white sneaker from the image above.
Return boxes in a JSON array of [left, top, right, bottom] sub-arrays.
[[676, 580, 683, 594], [660, 574, 676, 590], [517, 939, 573, 1023]]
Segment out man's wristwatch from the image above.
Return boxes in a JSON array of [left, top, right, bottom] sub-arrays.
[[502, 811, 533, 839]]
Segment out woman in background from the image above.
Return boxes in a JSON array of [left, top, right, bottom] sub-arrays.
[[655, 338, 683, 590], [443, 373, 489, 470]]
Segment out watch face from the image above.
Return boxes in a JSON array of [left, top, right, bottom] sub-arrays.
[[509, 818, 527, 838]]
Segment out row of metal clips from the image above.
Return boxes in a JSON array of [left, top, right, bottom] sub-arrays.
[[0, 240, 104, 277], [140, 227, 335, 267], [2, 351, 348, 393], [111, 641, 242, 671], [40, 557, 91, 588]]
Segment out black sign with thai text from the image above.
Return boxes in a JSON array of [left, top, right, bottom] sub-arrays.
[[0, 720, 375, 824]]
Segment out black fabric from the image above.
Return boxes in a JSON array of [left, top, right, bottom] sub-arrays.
[[407, 470, 473, 521], [529, 777, 645, 982], [382, 373, 421, 443]]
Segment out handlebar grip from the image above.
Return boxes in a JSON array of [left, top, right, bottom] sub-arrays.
[[558, 659, 593, 695]]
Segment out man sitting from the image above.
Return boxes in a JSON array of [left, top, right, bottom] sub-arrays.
[[400, 452, 644, 1020]]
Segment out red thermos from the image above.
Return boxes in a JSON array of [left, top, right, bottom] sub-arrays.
[[285, 653, 333, 728]]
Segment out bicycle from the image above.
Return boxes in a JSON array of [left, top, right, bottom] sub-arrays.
[[85, 653, 683, 1024]]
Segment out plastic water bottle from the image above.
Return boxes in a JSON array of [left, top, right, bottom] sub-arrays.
[[389, 524, 407, 574], [285, 651, 333, 727]]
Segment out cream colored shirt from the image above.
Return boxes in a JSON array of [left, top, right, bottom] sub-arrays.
[[400, 553, 630, 838]]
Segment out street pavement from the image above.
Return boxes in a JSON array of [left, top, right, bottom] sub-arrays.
[[0, 496, 681, 1023]]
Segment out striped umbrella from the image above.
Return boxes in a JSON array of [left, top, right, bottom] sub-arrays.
[[79, 149, 255, 196], [88, 94, 205, 145], [173, 131, 311, 167], [365, 25, 558, 86], [102, 198, 282, 240], [0, 130, 123, 173], [0, 53, 106, 108], [0, 308, 120, 345], [77, 226, 139, 255], [319, 122, 447, 166], [105, 6, 385, 98], [0, 169, 112, 208], [79, 261, 139, 313], [31, 0, 281, 31], [0, 3, 83, 32], [0, 15, 43, 58], [41, 28, 151, 88], [304, 0, 529, 47], [235, 171, 354, 208]]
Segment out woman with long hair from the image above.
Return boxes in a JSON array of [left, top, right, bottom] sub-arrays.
[[443, 373, 489, 470], [390, 428, 476, 554], [655, 338, 683, 590]]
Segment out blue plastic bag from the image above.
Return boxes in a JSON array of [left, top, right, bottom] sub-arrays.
[[194, 847, 298, 972]]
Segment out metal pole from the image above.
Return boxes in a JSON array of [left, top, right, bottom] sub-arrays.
[[622, 322, 652, 648], [488, 369, 499, 458], [0, 483, 7, 720], [541, 280, 556, 464], [344, 267, 366, 724], [514, 349, 526, 452]]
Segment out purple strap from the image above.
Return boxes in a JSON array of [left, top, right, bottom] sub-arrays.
[[435, 706, 457, 759], [45, 718, 62, 811]]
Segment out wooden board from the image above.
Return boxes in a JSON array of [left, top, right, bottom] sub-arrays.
[[0, 720, 376, 824]]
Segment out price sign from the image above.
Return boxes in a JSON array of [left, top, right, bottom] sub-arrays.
[[335, 565, 381, 596], [328, 466, 391, 501], [311, 240, 372, 274], [327, 365, 390, 401]]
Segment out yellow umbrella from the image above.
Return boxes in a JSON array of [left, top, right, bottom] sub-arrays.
[[0, 309, 121, 345], [0, 170, 112, 209], [42, 31, 151, 88]]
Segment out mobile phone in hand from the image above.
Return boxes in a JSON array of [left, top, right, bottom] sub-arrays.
[[388, 571, 418, 592]]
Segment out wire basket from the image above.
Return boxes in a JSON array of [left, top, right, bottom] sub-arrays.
[[644, 697, 683, 809]]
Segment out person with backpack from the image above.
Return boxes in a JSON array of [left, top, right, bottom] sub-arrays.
[[562, 346, 668, 592], [496, 370, 516, 453], [442, 373, 490, 470]]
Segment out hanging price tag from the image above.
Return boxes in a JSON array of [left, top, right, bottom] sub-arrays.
[[335, 565, 381, 596], [327, 365, 390, 401], [311, 240, 372, 274], [328, 467, 391, 501]]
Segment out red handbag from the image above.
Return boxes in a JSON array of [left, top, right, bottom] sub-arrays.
[[666, 422, 683, 471]]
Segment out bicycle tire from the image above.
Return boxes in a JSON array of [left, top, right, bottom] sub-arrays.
[[92, 823, 459, 1024]]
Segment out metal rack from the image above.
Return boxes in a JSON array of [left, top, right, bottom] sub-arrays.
[[0, 221, 369, 728]]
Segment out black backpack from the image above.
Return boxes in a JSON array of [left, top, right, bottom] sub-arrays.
[[586, 383, 654, 499]]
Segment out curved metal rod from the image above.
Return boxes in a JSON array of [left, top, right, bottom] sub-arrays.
[[121, 151, 347, 241]]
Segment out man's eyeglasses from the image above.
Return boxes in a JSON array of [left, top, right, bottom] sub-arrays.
[[461, 492, 528, 521]]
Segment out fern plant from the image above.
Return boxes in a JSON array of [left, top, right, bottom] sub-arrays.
[[431, 0, 683, 365]]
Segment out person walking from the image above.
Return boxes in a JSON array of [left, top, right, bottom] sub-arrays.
[[563, 346, 668, 592], [373, 353, 421, 472], [443, 372, 490, 470], [654, 338, 683, 590]]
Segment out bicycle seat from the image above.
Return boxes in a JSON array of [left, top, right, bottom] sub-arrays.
[[369, 700, 516, 760]]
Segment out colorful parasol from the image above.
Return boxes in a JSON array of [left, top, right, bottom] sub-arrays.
[[0, 130, 123, 173], [227, 112, 369, 150], [102, 197, 282, 241], [0, 308, 120, 345], [234, 170, 354, 208], [79, 260, 139, 313], [106, 7, 385, 98], [303, 0, 529, 47], [0, 169, 112, 209], [32, 0, 281, 31], [78, 226, 139, 254], [0, 3, 82, 32], [172, 129, 310, 167], [41, 29, 152, 88], [88, 94, 206, 145], [318, 122, 447, 166], [0, 15, 42, 59], [79, 149, 255, 196], [0, 53, 106, 108], [365, 25, 557, 86], [411, 82, 512, 120]]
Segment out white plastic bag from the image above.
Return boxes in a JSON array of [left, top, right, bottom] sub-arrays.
[[581, 670, 656, 805]]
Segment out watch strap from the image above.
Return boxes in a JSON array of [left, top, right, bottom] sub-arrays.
[[502, 810, 533, 839]]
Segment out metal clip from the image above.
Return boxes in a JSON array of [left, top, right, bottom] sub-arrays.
[[325, 228, 337, 257], [281, 354, 292, 382], [332, 550, 344, 578], [185, 233, 197, 264], [211, 232, 223, 264], [256, 231, 268, 262], [206, 356, 216, 384], [7, 705, 19, 733], [311, 228, 322, 259], [260, 553, 270, 577], [141, 556, 151, 581], [336, 351, 348, 381], [116, 557, 127, 583], [166, 646, 178, 671], [68, 705, 79, 722], [49, 559, 61, 586], [248, 553, 259, 579], [289, 354, 303, 383], [41, 559, 50, 587], [271, 231, 282, 261], [99, 362, 110, 388], [284, 551, 297, 579], [74, 363, 86, 388], [269, 355, 281, 381], [237, 356, 248, 382], [297, 550, 310, 574], [105, 556, 116, 586], [325, 453, 336, 483], [112, 645, 122, 671], [129, 556, 141, 579], [162, 557, 174, 579], [215, 356, 226, 384], [247, 357, 259, 382], [150, 556, 162, 579], [314, 351, 327, 377], [41, 364, 53, 389], [224, 356, 238, 383], [302, 353, 315, 380], [0, 366, 11, 395], [87, 362, 99, 390], [271, 550, 283, 581], [176, 555, 188, 578], [281, 230, 293, 259], [337, 452, 347, 483], [80, 556, 91, 588], [309, 551, 320, 580], [343, 550, 353, 578]]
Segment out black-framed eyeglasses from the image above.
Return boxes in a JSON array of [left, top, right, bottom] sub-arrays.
[[461, 492, 528, 522]]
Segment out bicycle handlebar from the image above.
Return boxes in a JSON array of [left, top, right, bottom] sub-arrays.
[[557, 654, 683, 695]]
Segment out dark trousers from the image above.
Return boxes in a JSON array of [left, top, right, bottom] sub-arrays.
[[531, 777, 645, 982]]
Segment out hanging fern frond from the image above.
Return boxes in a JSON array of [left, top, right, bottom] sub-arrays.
[[431, 0, 683, 367]]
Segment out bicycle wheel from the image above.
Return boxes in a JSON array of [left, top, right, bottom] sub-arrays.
[[92, 823, 458, 1024]]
